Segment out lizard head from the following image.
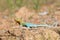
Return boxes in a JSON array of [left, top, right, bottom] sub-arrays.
[[15, 18, 24, 24]]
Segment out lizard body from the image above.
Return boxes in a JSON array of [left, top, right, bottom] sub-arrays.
[[15, 18, 51, 28]]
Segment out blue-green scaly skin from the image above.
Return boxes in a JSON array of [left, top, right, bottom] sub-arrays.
[[21, 22, 50, 28]]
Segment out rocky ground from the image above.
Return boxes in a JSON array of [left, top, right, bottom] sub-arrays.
[[0, 5, 60, 40]]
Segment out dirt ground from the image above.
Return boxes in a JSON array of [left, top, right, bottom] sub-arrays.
[[0, 5, 60, 40]]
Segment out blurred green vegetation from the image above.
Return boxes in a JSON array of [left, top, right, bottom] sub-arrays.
[[0, 0, 60, 12]]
